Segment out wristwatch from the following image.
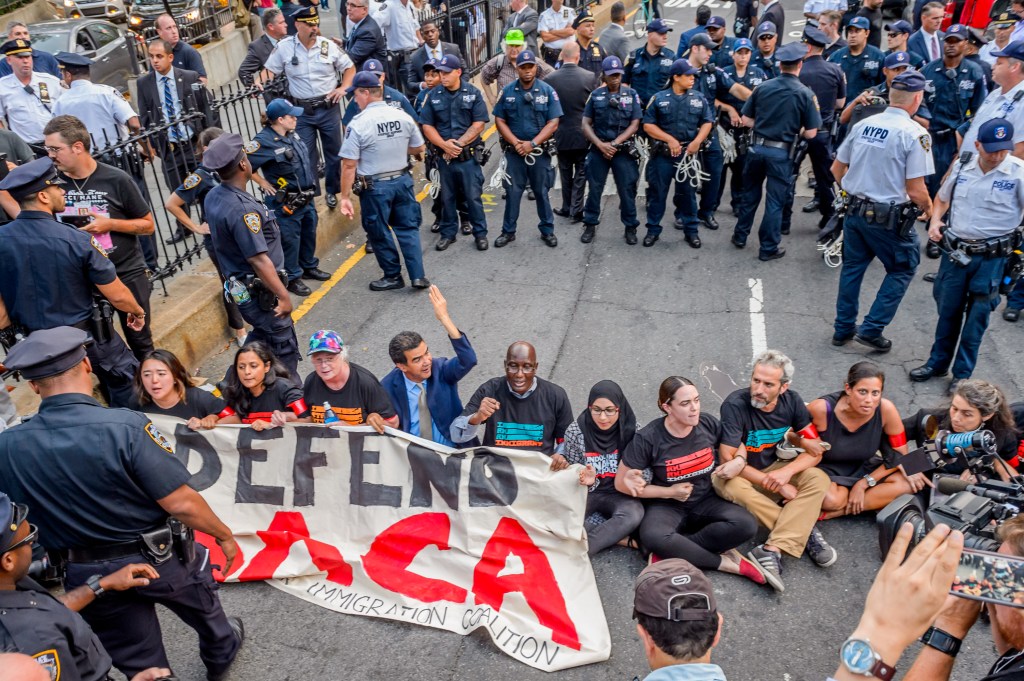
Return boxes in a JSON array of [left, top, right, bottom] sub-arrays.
[[85, 574, 106, 599], [920, 626, 962, 657], [840, 638, 896, 680], [864, 475, 878, 488]]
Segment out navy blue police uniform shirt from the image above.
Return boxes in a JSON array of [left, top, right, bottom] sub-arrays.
[[419, 81, 490, 139], [828, 44, 885, 99], [205, 182, 286, 280], [0, 394, 191, 550], [643, 87, 715, 142], [694, 64, 738, 117], [722, 63, 767, 112], [623, 46, 676, 107], [342, 85, 419, 126], [799, 55, 847, 127], [173, 165, 218, 253], [710, 37, 737, 69], [742, 73, 823, 142], [0, 211, 117, 330], [752, 52, 780, 79], [246, 129, 317, 204], [921, 58, 987, 132], [583, 84, 643, 141], [492, 79, 564, 140]]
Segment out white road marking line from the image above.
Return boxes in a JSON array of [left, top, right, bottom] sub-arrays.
[[749, 278, 768, 356]]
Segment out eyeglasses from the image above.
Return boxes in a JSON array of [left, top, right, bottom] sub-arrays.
[[3, 524, 37, 554], [589, 406, 620, 416], [312, 355, 341, 367], [886, 31, 902, 38], [44, 145, 70, 153]]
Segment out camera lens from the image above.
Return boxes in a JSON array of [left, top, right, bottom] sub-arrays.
[[876, 495, 928, 558]]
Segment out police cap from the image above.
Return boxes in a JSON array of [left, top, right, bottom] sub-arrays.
[[706, 16, 726, 28], [3, 326, 91, 380], [883, 51, 911, 68], [55, 50, 93, 67], [775, 42, 807, 64], [294, 6, 319, 24], [346, 70, 381, 95], [991, 12, 1021, 27], [602, 55, 625, 75], [572, 8, 595, 28], [944, 23, 969, 40], [755, 21, 777, 37], [362, 58, 385, 73], [847, 16, 870, 30], [992, 40, 1024, 59], [423, 57, 439, 72], [884, 20, 913, 34], [890, 69, 927, 92], [732, 37, 754, 52], [0, 157, 65, 202], [978, 118, 1015, 152], [968, 27, 989, 46], [202, 132, 246, 172], [803, 26, 828, 47], [266, 98, 304, 120], [670, 58, 698, 76], [516, 50, 538, 66], [689, 33, 716, 49], [647, 18, 673, 34], [436, 54, 461, 72], [0, 39, 31, 57], [0, 492, 29, 553]]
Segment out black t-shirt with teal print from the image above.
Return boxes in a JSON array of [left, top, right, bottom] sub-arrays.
[[719, 388, 813, 470], [622, 413, 721, 503], [302, 362, 395, 425], [462, 377, 573, 454], [132, 386, 228, 421]]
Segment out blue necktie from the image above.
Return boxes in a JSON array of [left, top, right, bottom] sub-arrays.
[[162, 76, 181, 141]]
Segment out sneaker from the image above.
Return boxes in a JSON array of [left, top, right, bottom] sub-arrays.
[[726, 549, 767, 586], [747, 545, 784, 592], [647, 552, 661, 566], [806, 525, 838, 567]]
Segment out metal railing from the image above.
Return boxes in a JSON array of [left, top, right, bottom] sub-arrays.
[[141, 0, 233, 45]]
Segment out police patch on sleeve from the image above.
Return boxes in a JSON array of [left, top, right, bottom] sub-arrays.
[[145, 422, 173, 453], [244, 140, 260, 154], [919, 134, 931, 153], [183, 172, 202, 189], [33, 649, 60, 680], [244, 212, 262, 233], [90, 236, 109, 257]]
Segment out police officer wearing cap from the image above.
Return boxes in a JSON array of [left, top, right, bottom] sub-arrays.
[[342, 58, 418, 126], [0, 39, 62, 157], [966, 27, 996, 92], [538, 0, 576, 66], [204, 134, 301, 377], [340, 71, 430, 289], [799, 26, 847, 221], [0, 158, 144, 408], [831, 70, 933, 352], [705, 16, 738, 69], [910, 118, 1024, 386], [247, 98, 329, 298], [718, 37, 766, 214], [981, 13, 1019, 65], [751, 21, 781, 80], [829, 17, 885, 101], [0, 327, 244, 681], [264, 5, 356, 209], [420, 53, 490, 252], [493, 50, 564, 248], [922, 24, 988, 197], [840, 51, 933, 129], [885, 20, 928, 68], [624, 20, 676, 108], [581, 55, 643, 244], [51, 52, 142, 151], [960, 40, 1024, 158], [642, 59, 714, 248], [571, 9, 607, 77], [733, 42, 822, 260]]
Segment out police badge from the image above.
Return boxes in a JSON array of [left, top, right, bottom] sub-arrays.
[[145, 422, 174, 453], [244, 140, 261, 153], [244, 212, 262, 233], [919, 134, 931, 153], [183, 173, 202, 189]]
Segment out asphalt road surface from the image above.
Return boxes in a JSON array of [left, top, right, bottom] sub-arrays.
[[145, 1, 1024, 678]]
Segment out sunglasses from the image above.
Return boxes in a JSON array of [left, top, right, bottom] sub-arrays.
[[3, 524, 37, 554], [887, 31, 904, 38], [758, 34, 775, 40]]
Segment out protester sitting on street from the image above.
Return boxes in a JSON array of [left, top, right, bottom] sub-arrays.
[[617, 377, 767, 587], [132, 349, 234, 430], [221, 341, 308, 429], [807, 361, 921, 520], [568, 380, 644, 556], [632, 558, 729, 681]]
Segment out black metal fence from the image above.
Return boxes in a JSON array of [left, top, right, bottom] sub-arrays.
[[141, 0, 233, 45]]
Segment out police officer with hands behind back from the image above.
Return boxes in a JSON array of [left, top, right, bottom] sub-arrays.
[[0, 158, 144, 409], [204, 133, 301, 379], [0, 327, 244, 681], [831, 70, 934, 354], [910, 118, 1024, 387]]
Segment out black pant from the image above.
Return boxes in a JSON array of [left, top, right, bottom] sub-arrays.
[[806, 129, 835, 217], [85, 331, 138, 409], [585, 487, 644, 555], [116, 269, 154, 361], [237, 297, 300, 381], [557, 148, 588, 218], [638, 494, 757, 570]]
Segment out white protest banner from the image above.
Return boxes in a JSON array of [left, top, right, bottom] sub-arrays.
[[151, 417, 612, 671]]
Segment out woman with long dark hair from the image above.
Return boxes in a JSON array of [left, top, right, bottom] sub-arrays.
[[133, 348, 234, 430], [222, 342, 308, 430]]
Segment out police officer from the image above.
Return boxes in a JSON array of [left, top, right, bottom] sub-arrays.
[[831, 70, 933, 352], [492, 50, 564, 248], [247, 98, 330, 298], [732, 42, 822, 261], [922, 24, 988, 198], [706, 16, 738, 68], [0, 39, 61, 157], [340, 71, 429, 290], [642, 59, 714, 248], [341, 58, 418, 126], [572, 9, 607, 77], [718, 38, 766, 215], [51, 52, 142, 151], [751, 21, 781, 79], [0, 327, 244, 681], [799, 27, 847, 222], [204, 133, 300, 377], [581, 55, 643, 244], [828, 17, 885, 101], [623, 20, 676, 108], [373, 0, 421, 98], [0, 158, 143, 408], [263, 6, 355, 209], [911, 119, 1024, 386], [420, 54, 490, 253]]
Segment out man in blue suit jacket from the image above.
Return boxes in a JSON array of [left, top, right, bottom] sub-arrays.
[[382, 286, 478, 447], [344, 0, 386, 72], [908, 3, 945, 61]]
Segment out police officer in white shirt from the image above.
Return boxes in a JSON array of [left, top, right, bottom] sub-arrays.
[[0, 39, 61, 158], [264, 5, 355, 208], [959, 40, 1024, 159], [51, 52, 140, 152], [538, 0, 575, 65], [372, 0, 421, 98], [831, 70, 934, 353], [910, 118, 1024, 387]]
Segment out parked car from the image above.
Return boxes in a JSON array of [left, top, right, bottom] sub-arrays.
[[128, 0, 227, 45], [941, 0, 1011, 28], [29, 19, 142, 96], [48, 0, 128, 22]]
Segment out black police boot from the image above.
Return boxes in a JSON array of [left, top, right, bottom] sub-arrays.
[[624, 228, 638, 245], [287, 279, 312, 296], [325, 194, 338, 209], [926, 240, 941, 259], [430, 220, 441, 233], [460, 221, 472, 235], [853, 333, 892, 352], [910, 365, 948, 382], [685, 234, 702, 249], [802, 198, 820, 213], [643, 233, 659, 247], [435, 237, 456, 251], [369, 275, 405, 291], [475, 237, 489, 251], [831, 331, 854, 346], [541, 234, 558, 247], [527, 188, 536, 201], [581, 225, 596, 243], [411, 277, 431, 289], [494, 232, 516, 248], [302, 268, 331, 281], [699, 215, 719, 230], [1005, 308, 1021, 322]]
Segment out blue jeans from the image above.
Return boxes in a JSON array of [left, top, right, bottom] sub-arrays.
[[359, 174, 425, 280], [733, 144, 791, 257], [927, 254, 1005, 378], [834, 213, 920, 338], [502, 151, 555, 236], [645, 154, 698, 237], [438, 157, 487, 239], [296, 105, 341, 195], [274, 202, 319, 281], [582, 149, 639, 229]]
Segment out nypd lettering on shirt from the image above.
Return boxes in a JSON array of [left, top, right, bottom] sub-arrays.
[[858, 124, 889, 147], [376, 120, 404, 137]]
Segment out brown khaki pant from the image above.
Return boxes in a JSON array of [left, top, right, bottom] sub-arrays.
[[712, 461, 830, 558]]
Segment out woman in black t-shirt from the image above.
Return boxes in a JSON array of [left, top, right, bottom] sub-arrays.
[[617, 376, 767, 586], [221, 342, 308, 429], [133, 349, 233, 429], [566, 380, 644, 556]]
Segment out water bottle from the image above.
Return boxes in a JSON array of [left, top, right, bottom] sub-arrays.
[[226, 277, 251, 305], [322, 401, 340, 425]]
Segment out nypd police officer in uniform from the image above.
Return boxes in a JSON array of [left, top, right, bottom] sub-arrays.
[[623, 20, 676, 108], [0, 326, 244, 681], [798, 26, 847, 222], [420, 54, 490, 253], [911, 118, 1024, 386], [572, 9, 607, 77], [263, 6, 355, 209], [732, 42, 822, 261], [751, 21, 781, 80], [580, 55, 643, 244], [828, 17, 885, 102], [642, 59, 714, 248], [0, 158, 144, 409], [718, 38, 766, 214], [492, 50, 564, 248], [0, 39, 62, 157], [204, 133, 300, 377], [340, 71, 429, 290], [341, 58, 419, 126], [247, 98, 330, 298], [831, 70, 934, 353]]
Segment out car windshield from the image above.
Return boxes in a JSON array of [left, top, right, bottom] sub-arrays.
[[28, 30, 70, 55]]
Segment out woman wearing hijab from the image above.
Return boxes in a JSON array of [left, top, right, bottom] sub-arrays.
[[565, 380, 645, 556]]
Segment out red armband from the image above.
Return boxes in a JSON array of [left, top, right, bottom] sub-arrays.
[[288, 399, 308, 417], [888, 431, 908, 448], [217, 406, 236, 419], [797, 423, 819, 440]]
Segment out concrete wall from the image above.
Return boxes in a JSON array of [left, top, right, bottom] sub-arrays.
[[197, 25, 249, 89], [0, 0, 61, 28]]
